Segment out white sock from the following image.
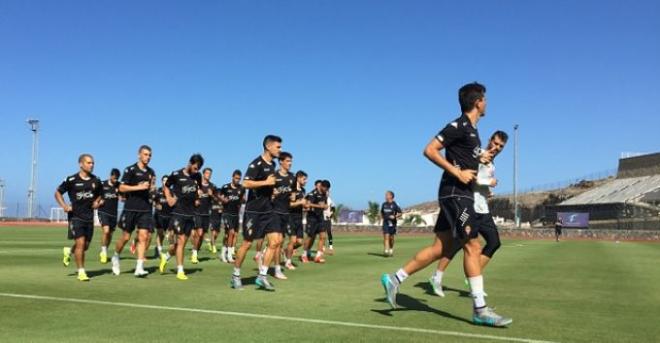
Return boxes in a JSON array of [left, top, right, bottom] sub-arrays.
[[136, 259, 144, 271], [192, 249, 198, 257], [233, 267, 240, 277], [78, 268, 85, 274], [259, 265, 268, 276], [177, 265, 184, 273], [329, 245, 333, 249], [101, 246, 107, 254], [113, 252, 120, 258], [229, 247, 234, 255], [303, 250, 308, 257], [468, 275, 487, 308], [275, 265, 282, 273], [157, 245, 163, 254], [164, 252, 171, 260], [286, 258, 292, 264], [221, 246, 227, 256], [255, 251, 262, 259], [395, 268, 409, 283]]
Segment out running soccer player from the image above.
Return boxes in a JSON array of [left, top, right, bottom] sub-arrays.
[[209, 182, 224, 255], [555, 216, 563, 242], [429, 131, 508, 297], [302, 180, 331, 263], [153, 175, 173, 258], [380, 82, 512, 327], [112, 145, 156, 277], [98, 168, 121, 264], [159, 154, 204, 280], [380, 190, 402, 257], [231, 135, 281, 291], [285, 170, 308, 270], [191, 168, 215, 264], [270, 151, 296, 280], [218, 170, 245, 263], [55, 154, 103, 281]]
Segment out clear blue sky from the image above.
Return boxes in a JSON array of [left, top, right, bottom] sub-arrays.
[[1, 1, 659, 215]]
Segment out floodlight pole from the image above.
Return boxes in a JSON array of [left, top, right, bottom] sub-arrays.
[[513, 124, 520, 228], [27, 119, 40, 219]]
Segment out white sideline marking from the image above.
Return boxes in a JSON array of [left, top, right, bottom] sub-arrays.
[[0, 292, 558, 343]]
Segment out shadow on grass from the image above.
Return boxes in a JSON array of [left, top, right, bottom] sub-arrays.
[[366, 252, 389, 258], [68, 269, 114, 278], [371, 293, 473, 325], [414, 282, 471, 298]]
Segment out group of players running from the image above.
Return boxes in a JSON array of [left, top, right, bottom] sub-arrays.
[[55, 135, 335, 291]]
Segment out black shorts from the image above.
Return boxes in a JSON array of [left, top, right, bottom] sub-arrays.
[[154, 213, 171, 230], [555, 226, 562, 235], [272, 213, 290, 235], [435, 197, 478, 240], [382, 223, 397, 235], [288, 215, 304, 238], [305, 216, 323, 236], [68, 219, 94, 241], [119, 211, 154, 233], [195, 215, 210, 232], [210, 213, 222, 231], [322, 219, 332, 232], [242, 212, 274, 241], [222, 213, 240, 231], [98, 212, 117, 231], [170, 214, 196, 236], [475, 213, 497, 234]]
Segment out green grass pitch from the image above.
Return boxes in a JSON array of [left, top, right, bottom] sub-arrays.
[[0, 226, 659, 342]]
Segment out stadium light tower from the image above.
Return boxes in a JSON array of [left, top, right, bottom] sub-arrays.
[[0, 178, 5, 218], [513, 124, 520, 228], [27, 119, 40, 219]]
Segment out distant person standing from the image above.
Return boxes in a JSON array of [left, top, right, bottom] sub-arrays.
[[380, 191, 402, 257], [555, 216, 563, 242]]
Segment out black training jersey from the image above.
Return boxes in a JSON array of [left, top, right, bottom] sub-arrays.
[[289, 185, 306, 216], [305, 189, 327, 219], [244, 156, 276, 213], [57, 173, 103, 222], [121, 163, 156, 212], [211, 195, 223, 215], [98, 180, 120, 216], [219, 183, 245, 215], [273, 172, 296, 214], [165, 168, 201, 216], [381, 201, 402, 226], [196, 182, 215, 216], [435, 114, 482, 199], [153, 187, 173, 216]]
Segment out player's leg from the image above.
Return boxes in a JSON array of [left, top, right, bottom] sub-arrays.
[[479, 219, 501, 270], [175, 231, 189, 280], [383, 233, 390, 256]]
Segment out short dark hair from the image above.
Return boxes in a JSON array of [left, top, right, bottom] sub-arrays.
[[262, 135, 282, 149], [296, 170, 308, 179], [491, 130, 508, 143], [203, 167, 213, 173], [314, 180, 322, 186], [110, 168, 120, 178], [232, 169, 242, 177], [78, 153, 93, 163], [279, 152, 292, 161], [138, 145, 152, 153], [459, 82, 486, 113], [386, 190, 395, 198], [321, 180, 331, 189], [189, 153, 204, 168]]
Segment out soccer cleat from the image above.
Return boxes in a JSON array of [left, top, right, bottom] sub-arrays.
[[191, 255, 199, 264], [256, 276, 275, 291], [211, 245, 218, 254], [77, 271, 90, 282], [314, 255, 326, 264], [285, 261, 296, 270], [300, 254, 310, 263], [227, 253, 235, 263], [274, 270, 288, 280], [327, 247, 334, 256], [159, 254, 168, 274], [230, 275, 244, 290], [207, 241, 213, 252], [473, 307, 513, 327], [381, 273, 399, 309], [130, 241, 136, 255], [111, 257, 120, 276], [220, 252, 228, 263], [429, 277, 445, 297], [99, 251, 108, 264], [176, 271, 188, 280], [134, 269, 149, 278], [62, 247, 71, 267]]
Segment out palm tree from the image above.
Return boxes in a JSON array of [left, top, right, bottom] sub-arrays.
[[332, 204, 346, 223], [366, 201, 381, 225], [403, 213, 427, 226]]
